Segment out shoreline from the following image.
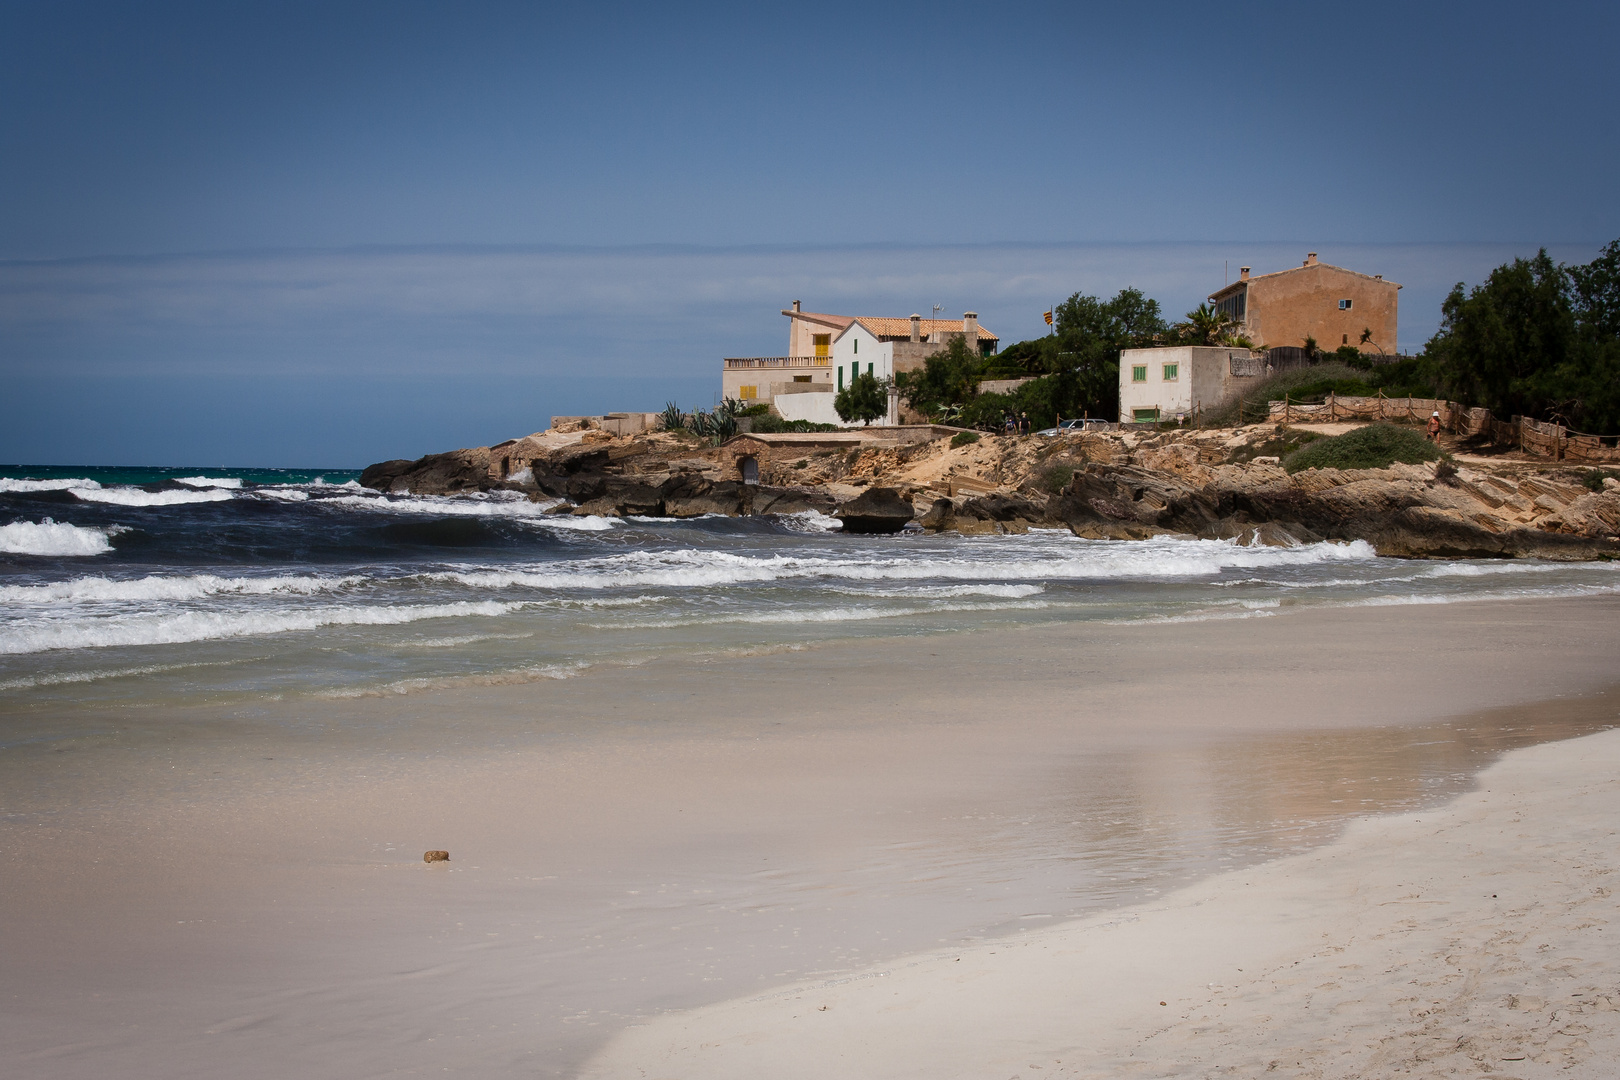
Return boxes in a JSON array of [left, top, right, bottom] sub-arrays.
[[3, 596, 1618, 1078], [581, 723, 1620, 1079]]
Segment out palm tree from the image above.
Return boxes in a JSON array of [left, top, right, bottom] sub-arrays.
[[1174, 304, 1237, 346]]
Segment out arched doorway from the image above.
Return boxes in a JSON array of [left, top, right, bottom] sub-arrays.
[[738, 456, 759, 485]]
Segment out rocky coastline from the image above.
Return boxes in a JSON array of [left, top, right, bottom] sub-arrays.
[[360, 424, 1620, 560]]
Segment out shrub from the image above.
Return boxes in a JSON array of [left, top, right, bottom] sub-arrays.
[[1282, 423, 1449, 473], [1201, 362, 1367, 427], [1038, 463, 1075, 493], [951, 431, 981, 448], [747, 416, 841, 434], [657, 401, 685, 431], [1580, 467, 1620, 492]]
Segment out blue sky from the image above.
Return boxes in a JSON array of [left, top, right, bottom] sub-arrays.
[[2, 1, 1616, 465]]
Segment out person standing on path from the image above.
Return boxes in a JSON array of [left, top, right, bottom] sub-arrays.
[[1427, 411, 1442, 442]]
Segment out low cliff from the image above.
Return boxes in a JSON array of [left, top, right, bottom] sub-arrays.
[[360, 424, 1620, 559]]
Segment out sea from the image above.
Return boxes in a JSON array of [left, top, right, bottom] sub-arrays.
[[5, 463, 1620, 724]]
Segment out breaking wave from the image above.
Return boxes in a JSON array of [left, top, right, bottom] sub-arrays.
[[72, 486, 235, 506], [0, 519, 122, 556], [0, 599, 528, 655]]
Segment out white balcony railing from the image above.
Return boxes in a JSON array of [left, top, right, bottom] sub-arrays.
[[723, 356, 832, 369]]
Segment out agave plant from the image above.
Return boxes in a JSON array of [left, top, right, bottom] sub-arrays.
[[719, 397, 747, 417], [658, 401, 685, 431], [709, 408, 738, 443], [684, 410, 712, 437]]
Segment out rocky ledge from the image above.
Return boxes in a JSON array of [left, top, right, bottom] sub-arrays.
[[360, 425, 1620, 559]]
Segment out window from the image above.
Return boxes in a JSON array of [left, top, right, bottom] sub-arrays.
[[837, 368, 843, 391], [739, 385, 757, 400], [867, 362, 874, 377], [1162, 363, 1179, 381], [1132, 407, 1161, 422], [1338, 299, 1353, 310], [1131, 365, 1148, 382], [851, 361, 859, 383], [853, 338, 858, 354], [814, 334, 831, 357], [792, 375, 811, 383], [1215, 289, 1246, 321]]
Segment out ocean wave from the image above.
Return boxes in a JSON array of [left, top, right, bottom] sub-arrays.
[[601, 598, 1051, 630], [0, 519, 122, 556], [318, 491, 615, 528], [827, 582, 1046, 599], [0, 658, 242, 692], [0, 477, 102, 493], [424, 537, 1378, 593], [0, 599, 528, 655], [174, 476, 244, 489], [0, 572, 364, 604], [73, 486, 235, 507]]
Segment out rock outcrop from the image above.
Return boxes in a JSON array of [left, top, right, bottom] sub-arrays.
[[1045, 461, 1620, 559], [360, 422, 1620, 558], [834, 487, 916, 534]]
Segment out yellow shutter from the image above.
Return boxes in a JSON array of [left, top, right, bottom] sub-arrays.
[[813, 334, 830, 358]]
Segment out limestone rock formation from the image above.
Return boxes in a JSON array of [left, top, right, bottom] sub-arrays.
[[835, 487, 916, 534]]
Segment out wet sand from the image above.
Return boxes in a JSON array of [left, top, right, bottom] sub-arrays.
[[2, 596, 1618, 1078]]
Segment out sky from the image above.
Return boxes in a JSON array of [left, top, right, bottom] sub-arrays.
[[2, 0, 1617, 466]]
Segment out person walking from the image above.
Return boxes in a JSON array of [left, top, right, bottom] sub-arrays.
[[1426, 410, 1442, 442]]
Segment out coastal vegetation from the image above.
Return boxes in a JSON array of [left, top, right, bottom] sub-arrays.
[[1281, 423, 1447, 474], [1424, 241, 1620, 434], [834, 371, 891, 426], [897, 288, 1167, 430]]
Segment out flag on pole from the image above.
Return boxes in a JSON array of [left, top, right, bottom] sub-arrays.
[[1043, 310, 1054, 326]]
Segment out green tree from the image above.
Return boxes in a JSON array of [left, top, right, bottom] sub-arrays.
[[894, 336, 984, 419], [1425, 249, 1577, 423], [834, 371, 890, 426]]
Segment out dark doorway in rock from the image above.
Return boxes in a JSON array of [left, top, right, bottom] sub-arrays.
[[738, 456, 759, 485]]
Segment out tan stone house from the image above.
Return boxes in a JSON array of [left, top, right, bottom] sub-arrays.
[[1207, 253, 1400, 354]]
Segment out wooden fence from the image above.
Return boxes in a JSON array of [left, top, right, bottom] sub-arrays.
[[1265, 394, 1620, 464]]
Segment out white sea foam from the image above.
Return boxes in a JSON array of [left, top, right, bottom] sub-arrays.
[[72, 486, 234, 506], [828, 582, 1046, 600], [254, 488, 310, 501], [0, 572, 363, 604], [603, 599, 1051, 630], [319, 490, 617, 528], [174, 476, 243, 489], [0, 659, 240, 692], [424, 537, 1378, 594], [0, 477, 102, 493], [0, 600, 528, 655], [0, 519, 121, 556]]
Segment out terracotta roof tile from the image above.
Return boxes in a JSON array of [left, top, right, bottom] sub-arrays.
[[853, 317, 997, 342]]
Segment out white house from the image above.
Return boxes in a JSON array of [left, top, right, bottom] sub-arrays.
[[723, 304, 997, 427], [1118, 345, 1260, 423]]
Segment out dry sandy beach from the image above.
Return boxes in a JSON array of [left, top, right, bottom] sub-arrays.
[[3, 595, 1618, 1078]]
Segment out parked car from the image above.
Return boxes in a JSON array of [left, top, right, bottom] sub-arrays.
[[1036, 418, 1110, 436]]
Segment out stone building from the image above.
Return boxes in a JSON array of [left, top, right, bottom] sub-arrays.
[[1207, 253, 1400, 354]]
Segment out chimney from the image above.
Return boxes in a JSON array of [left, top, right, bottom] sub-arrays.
[[1239, 266, 1250, 281], [909, 314, 921, 342], [963, 311, 978, 348], [792, 300, 801, 312], [1304, 252, 1318, 266]]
